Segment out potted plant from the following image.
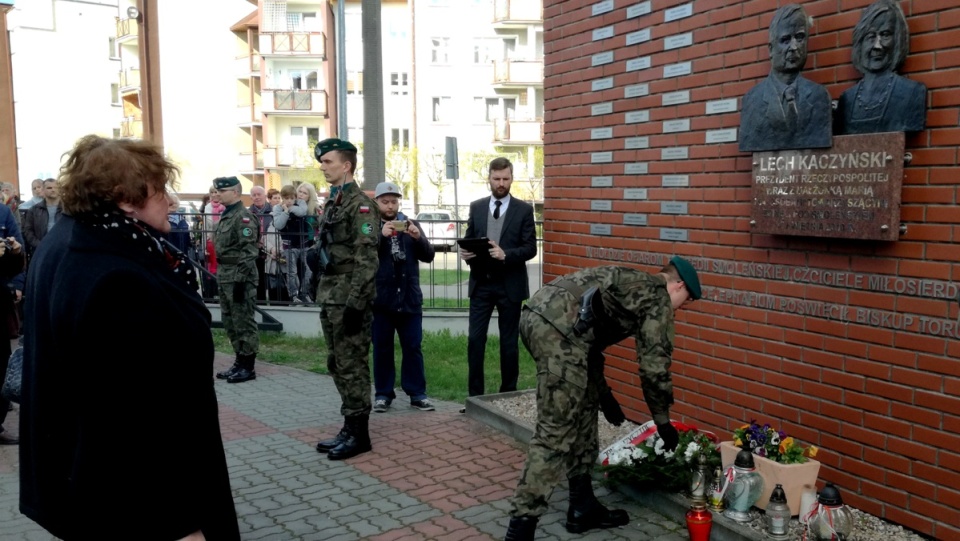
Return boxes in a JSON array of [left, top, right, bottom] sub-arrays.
[[720, 420, 820, 515]]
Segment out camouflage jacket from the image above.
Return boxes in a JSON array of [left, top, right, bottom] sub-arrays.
[[525, 265, 676, 421], [316, 182, 380, 309], [214, 201, 259, 284]]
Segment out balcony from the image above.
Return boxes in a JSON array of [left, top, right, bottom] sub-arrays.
[[493, 0, 542, 26], [121, 117, 143, 139], [237, 151, 264, 173], [493, 118, 543, 145], [236, 55, 261, 77], [262, 145, 316, 169], [493, 59, 543, 87], [119, 68, 140, 93], [261, 89, 327, 116], [116, 17, 139, 42], [259, 32, 326, 58], [237, 104, 262, 125]]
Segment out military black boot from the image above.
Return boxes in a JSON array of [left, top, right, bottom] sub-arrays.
[[216, 357, 241, 379], [565, 473, 629, 533], [327, 415, 372, 460], [227, 353, 257, 383], [316, 421, 349, 453], [503, 516, 538, 541]]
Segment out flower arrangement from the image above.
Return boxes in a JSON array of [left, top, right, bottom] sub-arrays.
[[732, 420, 818, 464], [599, 421, 721, 493]]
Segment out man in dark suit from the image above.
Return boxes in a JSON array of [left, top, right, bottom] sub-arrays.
[[460, 157, 537, 403]]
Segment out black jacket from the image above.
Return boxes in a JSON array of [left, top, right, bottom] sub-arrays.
[[22, 200, 63, 253], [374, 213, 434, 314], [464, 196, 538, 302]]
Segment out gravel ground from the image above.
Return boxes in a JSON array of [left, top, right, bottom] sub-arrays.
[[490, 392, 927, 541]]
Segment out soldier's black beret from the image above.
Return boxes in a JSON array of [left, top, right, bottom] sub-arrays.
[[670, 256, 702, 300], [315, 138, 358, 161], [213, 176, 240, 190]]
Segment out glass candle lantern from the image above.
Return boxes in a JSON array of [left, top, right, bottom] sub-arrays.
[[765, 484, 791, 540], [807, 483, 854, 541], [708, 465, 725, 511], [722, 449, 764, 523]]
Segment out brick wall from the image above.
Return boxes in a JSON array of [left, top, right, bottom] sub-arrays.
[[542, 1, 960, 538]]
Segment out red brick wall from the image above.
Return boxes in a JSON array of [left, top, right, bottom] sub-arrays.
[[542, 1, 960, 538]]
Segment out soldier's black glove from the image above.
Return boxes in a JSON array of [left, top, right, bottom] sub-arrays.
[[656, 421, 679, 452], [232, 282, 245, 303], [343, 306, 363, 336], [599, 389, 625, 426]]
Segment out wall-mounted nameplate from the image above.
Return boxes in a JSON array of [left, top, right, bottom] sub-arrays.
[[706, 128, 737, 143], [661, 202, 688, 214], [664, 3, 693, 22], [663, 119, 691, 133], [592, 0, 614, 16], [592, 77, 614, 91], [627, 1, 652, 18], [662, 174, 690, 187], [625, 162, 648, 175], [660, 228, 689, 241], [626, 110, 650, 123], [662, 90, 690, 106], [591, 200, 613, 211], [626, 56, 652, 72], [592, 26, 615, 41], [592, 176, 614, 187], [625, 136, 650, 149], [624, 214, 649, 225], [591, 224, 613, 236], [706, 98, 738, 115], [592, 51, 614, 66], [591, 127, 614, 139], [750, 132, 905, 241], [624, 188, 648, 200], [592, 102, 613, 116], [626, 28, 651, 45], [591, 151, 613, 163], [662, 147, 689, 160], [625, 83, 649, 98], [663, 62, 692, 78], [664, 32, 693, 50]]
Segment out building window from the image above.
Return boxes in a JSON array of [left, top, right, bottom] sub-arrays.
[[391, 128, 410, 149], [110, 83, 120, 106], [432, 97, 451, 122], [431, 38, 450, 64], [473, 38, 497, 64], [474, 96, 516, 122], [108, 37, 118, 59], [347, 70, 363, 95], [390, 72, 409, 96], [290, 70, 319, 90]]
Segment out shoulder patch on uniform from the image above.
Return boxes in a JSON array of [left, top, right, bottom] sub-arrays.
[[359, 205, 370, 213], [361, 223, 373, 235], [242, 217, 251, 223], [242, 227, 253, 237]]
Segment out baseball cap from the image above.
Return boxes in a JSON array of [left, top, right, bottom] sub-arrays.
[[375, 182, 402, 199]]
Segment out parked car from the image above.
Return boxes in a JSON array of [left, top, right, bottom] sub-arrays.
[[415, 210, 457, 251]]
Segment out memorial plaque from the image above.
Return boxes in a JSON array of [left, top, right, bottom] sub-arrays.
[[592, 0, 614, 16], [591, 127, 613, 140], [626, 28, 651, 45], [664, 3, 693, 22], [592, 51, 614, 67], [706, 98, 738, 115], [706, 128, 738, 143], [627, 1, 652, 18], [592, 102, 613, 116], [625, 110, 650, 123], [592, 77, 614, 91], [592, 26, 615, 41], [660, 228, 689, 241], [661, 202, 688, 214], [591, 151, 613, 163], [591, 176, 614, 187], [591, 200, 613, 211], [662, 147, 689, 160], [624, 214, 649, 225], [663, 119, 691, 133], [662, 174, 690, 187], [625, 162, 648, 175], [625, 136, 650, 149], [624, 188, 648, 200], [664, 32, 693, 50], [626, 56, 652, 72], [662, 90, 690, 106], [591, 224, 613, 236], [751, 132, 905, 241], [624, 83, 649, 98], [664, 62, 692, 78]]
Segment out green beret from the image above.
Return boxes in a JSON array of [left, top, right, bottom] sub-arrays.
[[670, 256, 701, 300], [213, 176, 240, 190], [314, 138, 357, 161]]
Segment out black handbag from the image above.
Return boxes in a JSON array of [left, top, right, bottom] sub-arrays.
[[1, 346, 22, 404]]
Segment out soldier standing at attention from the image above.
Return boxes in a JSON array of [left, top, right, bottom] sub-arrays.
[[503, 258, 701, 541], [310, 138, 380, 460], [213, 176, 260, 384]]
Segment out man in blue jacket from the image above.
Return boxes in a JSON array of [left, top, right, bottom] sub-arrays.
[[371, 182, 436, 413]]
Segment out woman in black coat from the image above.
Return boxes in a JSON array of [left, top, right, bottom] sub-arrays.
[[20, 135, 240, 540]]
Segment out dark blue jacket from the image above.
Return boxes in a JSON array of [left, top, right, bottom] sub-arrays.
[[373, 212, 435, 314]]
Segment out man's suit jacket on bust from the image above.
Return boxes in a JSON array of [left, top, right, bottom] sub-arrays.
[[464, 196, 537, 303], [738, 74, 833, 152]]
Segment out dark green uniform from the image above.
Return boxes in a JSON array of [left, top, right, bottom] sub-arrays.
[[317, 182, 380, 416], [511, 265, 677, 518], [215, 201, 260, 358]]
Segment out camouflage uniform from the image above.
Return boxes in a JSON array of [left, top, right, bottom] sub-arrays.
[[215, 201, 260, 358], [316, 182, 380, 416], [510, 266, 676, 518]]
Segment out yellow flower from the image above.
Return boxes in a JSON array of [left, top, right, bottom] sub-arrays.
[[807, 446, 818, 458], [734, 437, 742, 446], [779, 437, 794, 455]]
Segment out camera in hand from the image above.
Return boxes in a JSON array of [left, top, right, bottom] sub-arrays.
[[392, 220, 407, 232]]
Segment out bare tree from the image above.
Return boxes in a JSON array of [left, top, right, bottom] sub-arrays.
[[421, 152, 446, 208], [385, 145, 415, 197]]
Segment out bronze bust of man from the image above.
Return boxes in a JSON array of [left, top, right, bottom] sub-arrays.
[[739, 4, 833, 152], [836, 0, 926, 135]]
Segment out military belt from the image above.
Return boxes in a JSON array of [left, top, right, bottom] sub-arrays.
[[326, 263, 355, 275]]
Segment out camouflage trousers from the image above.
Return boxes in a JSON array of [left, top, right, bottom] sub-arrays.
[[510, 310, 601, 518], [219, 279, 259, 357], [320, 304, 373, 417]]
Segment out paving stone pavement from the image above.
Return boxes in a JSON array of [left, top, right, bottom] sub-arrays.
[[0, 353, 686, 540]]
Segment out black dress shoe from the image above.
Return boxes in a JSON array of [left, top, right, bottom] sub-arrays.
[[226, 367, 256, 383], [0, 432, 19, 445]]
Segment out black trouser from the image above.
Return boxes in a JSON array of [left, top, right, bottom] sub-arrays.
[[255, 255, 267, 301], [467, 280, 522, 397], [0, 332, 12, 431]]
